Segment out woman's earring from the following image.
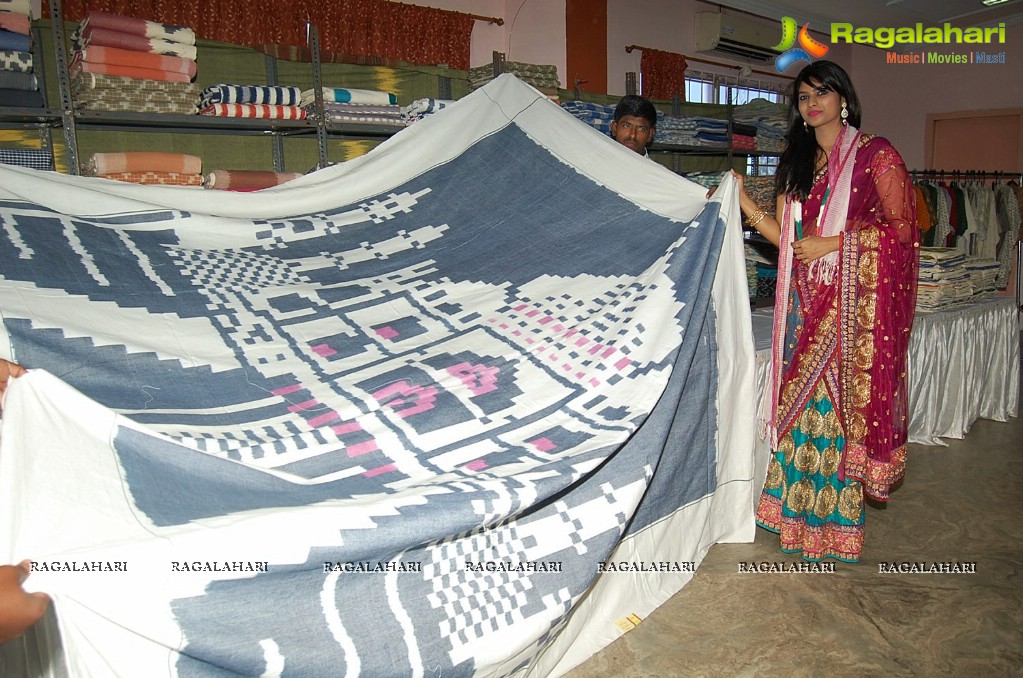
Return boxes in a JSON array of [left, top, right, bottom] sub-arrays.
[[804, 121, 809, 131], [841, 102, 849, 125]]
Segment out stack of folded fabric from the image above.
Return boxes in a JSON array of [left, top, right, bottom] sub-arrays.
[[198, 84, 305, 120], [734, 98, 787, 152], [300, 87, 401, 127], [71, 11, 198, 114], [691, 116, 730, 148], [203, 169, 302, 191], [83, 151, 203, 186], [916, 247, 972, 309], [560, 101, 615, 136], [731, 121, 758, 151], [0, 0, 40, 107], [653, 113, 699, 147], [400, 98, 455, 125], [469, 62, 560, 101]]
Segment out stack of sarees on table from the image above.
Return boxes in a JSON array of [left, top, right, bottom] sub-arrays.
[[82, 151, 203, 186], [203, 169, 303, 191], [300, 87, 403, 127], [198, 84, 306, 120], [0, 0, 41, 108], [70, 11, 198, 114]]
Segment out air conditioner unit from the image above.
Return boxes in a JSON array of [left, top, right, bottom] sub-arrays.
[[694, 12, 779, 62]]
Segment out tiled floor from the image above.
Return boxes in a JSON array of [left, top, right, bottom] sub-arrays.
[[564, 370, 1022, 677]]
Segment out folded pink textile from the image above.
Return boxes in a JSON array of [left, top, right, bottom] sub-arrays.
[[0, 11, 29, 35], [83, 11, 195, 45], [77, 45, 196, 77], [84, 151, 202, 176], [80, 25, 197, 60], [204, 169, 303, 190], [71, 59, 192, 83], [199, 103, 307, 120]]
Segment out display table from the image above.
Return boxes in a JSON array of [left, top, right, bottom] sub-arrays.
[[750, 297, 1019, 500]]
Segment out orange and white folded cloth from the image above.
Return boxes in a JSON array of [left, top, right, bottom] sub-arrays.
[[0, 10, 30, 35], [99, 171, 204, 186], [71, 60, 192, 83], [83, 151, 202, 176], [76, 45, 196, 78], [198, 103, 306, 120]]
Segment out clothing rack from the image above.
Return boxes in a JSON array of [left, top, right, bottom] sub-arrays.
[[909, 169, 1022, 181]]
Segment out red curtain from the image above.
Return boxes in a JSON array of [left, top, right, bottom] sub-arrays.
[[52, 0, 475, 69], [640, 48, 687, 101]]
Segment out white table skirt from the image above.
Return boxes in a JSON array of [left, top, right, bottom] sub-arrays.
[[751, 297, 1020, 502]]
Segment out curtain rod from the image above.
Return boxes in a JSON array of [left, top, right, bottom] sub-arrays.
[[625, 45, 790, 81], [469, 13, 504, 25]]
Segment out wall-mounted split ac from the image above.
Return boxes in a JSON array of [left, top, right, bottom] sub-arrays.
[[694, 12, 779, 62]]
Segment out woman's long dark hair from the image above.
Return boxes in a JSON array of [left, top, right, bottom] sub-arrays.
[[775, 60, 862, 200]]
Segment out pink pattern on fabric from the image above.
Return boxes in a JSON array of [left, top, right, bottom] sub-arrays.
[[346, 441, 378, 457], [308, 412, 340, 427], [531, 438, 555, 451], [287, 399, 318, 412], [271, 383, 303, 396], [374, 326, 398, 339], [446, 362, 499, 396], [614, 357, 632, 371], [331, 421, 362, 435], [364, 464, 396, 478], [465, 460, 487, 471], [311, 343, 336, 357], [373, 381, 438, 418]]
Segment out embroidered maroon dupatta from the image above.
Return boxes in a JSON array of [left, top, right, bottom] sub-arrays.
[[773, 134, 919, 501]]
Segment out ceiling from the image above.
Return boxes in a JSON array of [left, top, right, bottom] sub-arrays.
[[711, 0, 1023, 30]]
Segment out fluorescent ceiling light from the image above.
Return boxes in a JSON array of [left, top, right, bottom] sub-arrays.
[[981, 0, 1010, 6]]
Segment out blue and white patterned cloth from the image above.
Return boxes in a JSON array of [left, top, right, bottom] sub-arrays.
[[0, 75, 754, 677], [198, 83, 304, 108], [0, 147, 52, 170]]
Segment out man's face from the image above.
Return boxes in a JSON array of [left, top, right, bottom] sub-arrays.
[[610, 115, 655, 154]]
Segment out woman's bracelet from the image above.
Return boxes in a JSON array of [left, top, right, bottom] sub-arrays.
[[746, 209, 768, 228]]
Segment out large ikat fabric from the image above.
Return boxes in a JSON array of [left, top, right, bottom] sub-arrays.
[[0, 76, 753, 677]]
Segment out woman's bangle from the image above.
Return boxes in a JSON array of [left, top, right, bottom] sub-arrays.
[[746, 209, 768, 228]]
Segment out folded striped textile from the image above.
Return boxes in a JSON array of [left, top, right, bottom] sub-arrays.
[[83, 11, 195, 46], [313, 102, 401, 117], [77, 25, 198, 61], [0, 69, 35, 89], [0, 10, 30, 35], [203, 169, 303, 190], [400, 98, 455, 119], [98, 171, 204, 186], [74, 88, 197, 115], [83, 151, 202, 176], [316, 112, 407, 127], [0, 146, 52, 169], [0, 47, 30, 72], [70, 59, 192, 84], [198, 103, 306, 120], [198, 84, 303, 107], [299, 87, 397, 107], [0, 27, 28, 51], [77, 45, 196, 78], [0, 86, 39, 105], [468, 62, 560, 91], [312, 102, 405, 126], [0, 0, 31, 17], [72, 71, 197, 95]]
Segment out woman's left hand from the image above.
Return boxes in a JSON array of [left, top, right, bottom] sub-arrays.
[[792, 235, 840, 264]]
